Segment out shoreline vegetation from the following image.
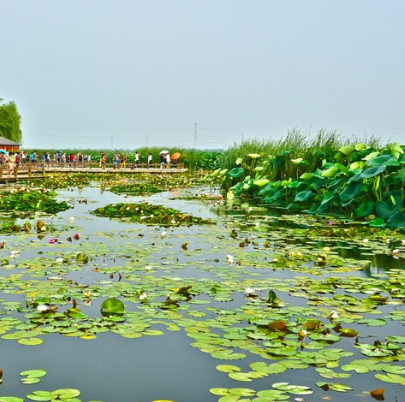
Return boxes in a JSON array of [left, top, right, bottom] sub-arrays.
[[17, 129, 405, 229]]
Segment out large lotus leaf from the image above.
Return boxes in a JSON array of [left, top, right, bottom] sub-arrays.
[[300, 172, 313, 180], [367, 154, 399, 167], [100, 298, 125, 315], [253, 179, 270, 187], [355, 143, 368, 151], [359, 165, 386, 179], [363, 151, 380, 161], [350, 161, 365, 170], [226, 167, 244, 178], [321, 165, 340, 178], [339, 183, 362, 202], [376, 201, 394, 220], [386, 211, 405, 229], [368, 217, 386, 228], [339, 145, 355, 156], [386, 142, 404, 158], [294, 190, 313, 202], [355, 201, 374, 218], [320, 190, 335, 206]]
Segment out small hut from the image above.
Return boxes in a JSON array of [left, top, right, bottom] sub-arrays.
[[0, 136, 20, 152]]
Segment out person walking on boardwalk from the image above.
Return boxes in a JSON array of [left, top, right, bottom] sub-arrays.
[[134, 151, 140, 168], [113, 151, 120, 169], [147, 153, 152, 168]]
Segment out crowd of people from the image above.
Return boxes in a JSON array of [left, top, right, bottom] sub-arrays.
[[0, 149, 179, 175]]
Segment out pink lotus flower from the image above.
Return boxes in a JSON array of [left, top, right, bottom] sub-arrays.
[[49, 238, 56, 244], [73, 233, 80, 240]]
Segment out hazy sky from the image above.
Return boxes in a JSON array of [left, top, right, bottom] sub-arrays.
[[1, 0, 404, 150]]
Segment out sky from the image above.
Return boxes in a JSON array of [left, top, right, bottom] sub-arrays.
[[0, 0, 404, 150]]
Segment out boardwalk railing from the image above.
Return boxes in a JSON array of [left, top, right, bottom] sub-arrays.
[[0, 161, 186, 182]]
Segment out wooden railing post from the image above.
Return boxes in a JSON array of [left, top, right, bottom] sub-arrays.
[[28, 165, 32, 177]]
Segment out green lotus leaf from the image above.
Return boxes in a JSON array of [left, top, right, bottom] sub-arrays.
[[253, 179, 270, 187], [386, 211, 405, 229], [227, 168, 245, 178], [355, 201, 374, 218], [18, 337, 43, 346], [367, 154, 399, 167], [0, 398, 25, 402], [51, 389, 81, 399], [359, 165, 386, 179], [100, 298, 125, 315], [358, 318, 387, 327], [294, 190, 313, 202], [339, 183, 362, 202], [321, 165, 339, 178], [369, 217, 386, 228], [300, 172, 313, 180], [210, 388, 230, 396], [20, 369, 47, 378], [218, 396, 240, 402], [375, 373, 405, 384], [26, 394, 52, 401], [216, 365, 241, 373], [228, 372, 253, 382], [339, 145, 355, 156], [341, 363, 369, 373], [380, 365, 405, 375], [316, 382, 353, 392], [228, 388, 256, 397], [355, 142, 367, 151]]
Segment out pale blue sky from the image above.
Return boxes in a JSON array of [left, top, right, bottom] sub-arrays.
[[1, 0, 404, 149]]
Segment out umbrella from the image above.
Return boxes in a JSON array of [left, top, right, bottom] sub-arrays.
[[171, 152, 181, 160], [0, 149, 8, 155], [159, 150, 169, 155]]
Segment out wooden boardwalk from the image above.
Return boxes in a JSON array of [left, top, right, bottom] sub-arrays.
[[0, 162, 187, 183]]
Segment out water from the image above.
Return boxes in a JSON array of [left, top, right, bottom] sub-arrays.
[[0, 182, 404, 402]]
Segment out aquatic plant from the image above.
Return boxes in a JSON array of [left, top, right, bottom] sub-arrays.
[[215, 141, 405, 229]]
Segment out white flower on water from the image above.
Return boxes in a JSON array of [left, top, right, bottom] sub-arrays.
[[40, 226, 47, 232], [56, 257, 64, 263], [392, 249, 400, 254], [139, 292, 148, 301], [363, 239, 369, 243], [401, 240, 405, 246], [226, 254, 234, 264], [330, 310, 339, 319], [69, 217, 75, 223], [323, 246, 330, 253], [244, 287, 255, 296], [161, 231, 167, 237], [37, 304, 49, 312], [386, 239, 391, 243], [145, 265, 152, 271]]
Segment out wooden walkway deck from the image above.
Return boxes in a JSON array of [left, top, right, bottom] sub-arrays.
[[0, 162, 188, 183]]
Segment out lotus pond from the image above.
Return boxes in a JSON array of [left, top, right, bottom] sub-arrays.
[[0, 173, 405, 402]]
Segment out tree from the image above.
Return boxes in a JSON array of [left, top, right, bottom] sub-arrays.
[[0, 99, 22, 143]]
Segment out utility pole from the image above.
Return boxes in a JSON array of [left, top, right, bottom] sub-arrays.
[[193, 123, 197, 148]]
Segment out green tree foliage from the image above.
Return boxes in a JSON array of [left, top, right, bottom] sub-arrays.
[[0, 98, 22, 143]]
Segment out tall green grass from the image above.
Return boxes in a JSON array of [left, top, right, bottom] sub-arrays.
[[219, 128, 382, 181]]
